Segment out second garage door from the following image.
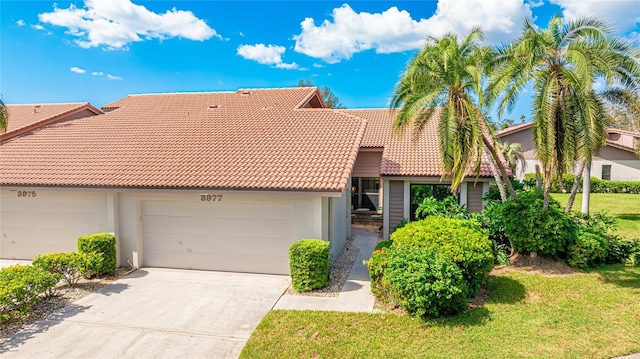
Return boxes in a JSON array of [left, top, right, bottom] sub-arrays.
[[141, 200, 296, 274]]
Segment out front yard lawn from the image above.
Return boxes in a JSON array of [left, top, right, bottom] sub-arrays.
[[552, 193, 640, 239], [241, 265, 640, 359]]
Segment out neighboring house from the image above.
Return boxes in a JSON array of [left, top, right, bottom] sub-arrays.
[[1, 102, 103, 140], [0, 88, 499, 273], [340, 109, 497, 240], [496, 123, 640, 181]]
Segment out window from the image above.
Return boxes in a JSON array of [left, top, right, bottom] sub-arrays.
[[602, 165, 611, 180], [410, 184, 456, 221], [351, 177, 380, 210]]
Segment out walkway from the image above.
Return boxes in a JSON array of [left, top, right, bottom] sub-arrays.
[[274, 229, 378, 312]]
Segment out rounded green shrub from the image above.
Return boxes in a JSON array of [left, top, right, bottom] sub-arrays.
[[33, 251, 93, 286], [567, 232, 607, 269], [77, 233, 115, 276], [374, 240, 393, 251], [391, 217, 494, 298], [384, 246, 469, 319], [288, 239, 329, 292], [0, 265, 62, 322], [492, 190, 577, 257]]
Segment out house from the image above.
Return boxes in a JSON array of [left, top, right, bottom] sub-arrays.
[[0, 88, 498, 274], [1, 102, 103, 140], [340, 109, 497, 240], [496, 122, 640, 181]]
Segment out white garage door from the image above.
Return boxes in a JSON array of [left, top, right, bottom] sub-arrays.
[[0, 190, 103, 260], [142, 200, 296, 274]]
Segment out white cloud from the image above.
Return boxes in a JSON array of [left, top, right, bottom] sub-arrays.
[[16, 20, 25, 26], [106, 74, 123, 80], [527, 0, 545, 8], [32, 24, 45, 30], [237, 43, 299, 70], [70, 66, 86, 74], [38, 0, 219, 50], [293, 1, 533, 63], [551, 0, 640, 32], [92, 71, 104, 76]]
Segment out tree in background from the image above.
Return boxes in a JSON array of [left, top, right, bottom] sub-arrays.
[[487, 16, 640, 212], [0, 97, 8, 133], [296, 80, 345, 109], [390, 28, 516, 202]]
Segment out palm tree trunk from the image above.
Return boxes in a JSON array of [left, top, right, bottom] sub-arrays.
[[581, 163, 592, 215], [484, 147, 507, 202], [542, 167, 552, 210], [482, 134, 518, 200], [535, 164, 543, 189], [565, 161, 585, 213]]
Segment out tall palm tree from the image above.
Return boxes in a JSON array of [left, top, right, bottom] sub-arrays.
[[487, 16, 640, 211], [0, 97, 8, 133], [390, 28, 516, 201]]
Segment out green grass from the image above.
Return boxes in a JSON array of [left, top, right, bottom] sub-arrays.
[[241, 265, 640, 359], [551, 193, 640, 239]]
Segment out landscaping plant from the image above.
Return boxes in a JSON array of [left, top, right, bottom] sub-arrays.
[[0, 265, 61, 322], [77, 232, 115, 276], [33, 251, 95, 286], [288, 239, 329, 292]]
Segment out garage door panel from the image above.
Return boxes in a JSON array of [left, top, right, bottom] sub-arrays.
[[142, 201, 295, 220], [0, 190, 102, 260], [142, 232, 291, 256], [143, 216, 294, 238], [1, 211, 97, 230], [143, 249, 289, 274], [142, 200, 297, 274]]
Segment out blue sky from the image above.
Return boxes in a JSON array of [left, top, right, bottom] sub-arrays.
[[1, 0, 639, 122]]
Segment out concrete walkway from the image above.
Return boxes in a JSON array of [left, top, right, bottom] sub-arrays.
[[274, 229, 378, 312]]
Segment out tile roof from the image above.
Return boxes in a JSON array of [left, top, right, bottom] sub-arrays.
[[2, 103, 103, 140], [340, 109, 497, 178], [1, 88, 365, 192]]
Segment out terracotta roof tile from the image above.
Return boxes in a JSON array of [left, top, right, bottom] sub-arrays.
[[340, 109, 496, 178], [1, 88, 365, 192], [2, 103, 102, 140]]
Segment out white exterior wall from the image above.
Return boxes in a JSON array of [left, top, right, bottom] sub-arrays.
[[328, 188, 349, 261], [518, 159, 640, 181]]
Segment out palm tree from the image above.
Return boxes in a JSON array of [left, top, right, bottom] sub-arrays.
[[390, 28, 516, 201], [497, 141, 525, 175], [487, 16, 640, 211], [0, 97, 8, 133]]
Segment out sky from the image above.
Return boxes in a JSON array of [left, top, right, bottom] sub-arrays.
[[1, 0, 639, 122]]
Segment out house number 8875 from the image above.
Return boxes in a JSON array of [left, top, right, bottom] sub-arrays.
[[201, 194, 222, 202]]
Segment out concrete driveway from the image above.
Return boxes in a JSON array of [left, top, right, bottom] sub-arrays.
[[0, 268, 290, 359]]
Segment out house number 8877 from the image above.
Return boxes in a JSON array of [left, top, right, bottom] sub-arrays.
[[201, 194, 222, 202]]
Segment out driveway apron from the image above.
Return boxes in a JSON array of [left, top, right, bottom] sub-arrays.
[[1, 268, 290, 359]]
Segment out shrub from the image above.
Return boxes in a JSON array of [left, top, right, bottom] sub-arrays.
[[415, 196, 469, 220], [604, 236, 637, 264], [384, 246, 469, 319], [493, 189, 577, 257], [77, 233, 116, 276], [365, 247, 391, 299], [374, 240, 393, 251], [567, 232, 607, 269], [33, 252, 93, 286], [288, 239, 329, 292], [0, 265, 62, 322], [392, 218, 409, 233], [478, 201, 512, 261], [391, 217, 494, 298]]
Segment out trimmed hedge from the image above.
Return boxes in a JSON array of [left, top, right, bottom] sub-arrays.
[[77, 233, 115, 276], [523, 173, 640, 194], [384, 246, 469, 319], [33, 251, 97, 286], [289, 239, 329, 292], [391, 217, 494, 298], [0, 265, 61, 322]]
